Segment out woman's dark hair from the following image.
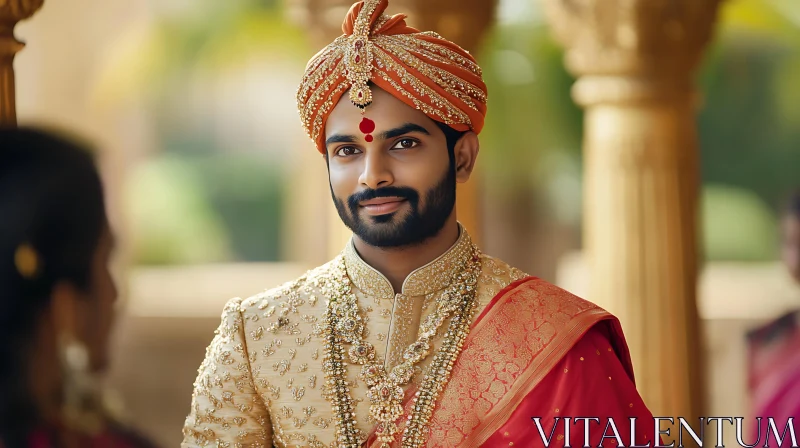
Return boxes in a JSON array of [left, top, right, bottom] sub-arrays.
[[0, 127, 107, 445]]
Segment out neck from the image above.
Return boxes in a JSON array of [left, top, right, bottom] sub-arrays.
[[26, 321, 63, 429], [353, 215, 460, 294]]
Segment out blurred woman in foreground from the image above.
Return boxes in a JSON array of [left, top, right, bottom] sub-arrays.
[[0, 128, 156, 448]]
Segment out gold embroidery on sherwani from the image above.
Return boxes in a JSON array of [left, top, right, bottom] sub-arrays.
[[385, 293, 419, 371], [181, 225, 527, 448]]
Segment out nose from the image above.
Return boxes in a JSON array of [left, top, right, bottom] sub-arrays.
[[359, 151, 394, 189]]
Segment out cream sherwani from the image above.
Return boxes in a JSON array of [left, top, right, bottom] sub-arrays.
[[181, 227, 526, 447]]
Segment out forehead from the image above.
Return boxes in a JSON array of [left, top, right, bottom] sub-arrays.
[[325, 87, 431, 135]]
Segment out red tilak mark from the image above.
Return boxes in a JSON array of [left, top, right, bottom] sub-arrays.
[[359, 117, 376, 134], [359, 117, 376, 143]]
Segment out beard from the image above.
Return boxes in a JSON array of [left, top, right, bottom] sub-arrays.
[[331, 166, 456, 248]]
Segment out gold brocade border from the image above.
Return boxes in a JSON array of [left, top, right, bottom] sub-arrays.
[[462, 308, 611, 446], [468, 277, 539, 337], [428, 278, 613, 447]]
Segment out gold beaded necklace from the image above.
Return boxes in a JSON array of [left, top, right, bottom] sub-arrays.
[[322, 247, 482, 448]]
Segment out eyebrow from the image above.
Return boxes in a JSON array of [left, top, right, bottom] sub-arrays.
[[325, 134, 358, 146], [379, 123, 430, 140]]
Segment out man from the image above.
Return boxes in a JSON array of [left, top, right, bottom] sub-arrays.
[[181, 1, 657, 447]]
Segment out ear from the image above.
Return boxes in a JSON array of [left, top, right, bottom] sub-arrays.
[[453, 131, 479, 184]]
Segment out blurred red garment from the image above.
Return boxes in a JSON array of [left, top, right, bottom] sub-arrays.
[[748, 310, 800, 445], [0, 419, 158, 448]]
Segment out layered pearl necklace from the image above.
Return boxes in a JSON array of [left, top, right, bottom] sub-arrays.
[[321, 247, 482, 448]]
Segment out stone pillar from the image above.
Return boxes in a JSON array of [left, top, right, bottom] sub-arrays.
[[0, 0, 44, 126], [287, 0, 497, 258], [542, 0, 722, 427]]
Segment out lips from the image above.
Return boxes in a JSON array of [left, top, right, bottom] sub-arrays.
[[360, 197, 405, 207], [359, 197, 407, 215]]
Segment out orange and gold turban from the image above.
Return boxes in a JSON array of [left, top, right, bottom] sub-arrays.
[[296, 0, 488, 153]]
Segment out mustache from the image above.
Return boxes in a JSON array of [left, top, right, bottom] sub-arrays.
[[347, 186, 419, 210]]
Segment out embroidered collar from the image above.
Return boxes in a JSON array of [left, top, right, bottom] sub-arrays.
[[343, 224, 475, 300]]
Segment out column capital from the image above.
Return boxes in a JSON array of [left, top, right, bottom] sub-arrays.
[[389, 0, 496, 52], [0, 0, 44, 36], [0, 0, 45, 125], [542, 0, 721, 105], [0, 0, 44, 23], [286, 0, 496, 50]]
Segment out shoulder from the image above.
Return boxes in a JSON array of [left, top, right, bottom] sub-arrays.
[[474, 254, 529, 300], [235, 260, 336, 314], [478, 254, 528, 282], [219, 260, 337, 348], [477, 254, 601, 312]]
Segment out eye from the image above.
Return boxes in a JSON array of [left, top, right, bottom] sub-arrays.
[[392, 138, 419, 150], [335, 146, 361, 157]]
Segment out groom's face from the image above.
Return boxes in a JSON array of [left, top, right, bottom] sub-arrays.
[[323, 87, 456, 248]]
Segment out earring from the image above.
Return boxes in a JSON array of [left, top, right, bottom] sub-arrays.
[[59, 337, 103, 435], [14, 243, 40, 279]]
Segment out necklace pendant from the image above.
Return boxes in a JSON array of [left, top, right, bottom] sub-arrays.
[[335, 311, 364, 341], [349, 341, 376, 364], [369, 401, 404, 427], [367, 380, 405, 443], [369, 403, 404, 445], [376, 421, 398, 437], [367, 380, 404, 406], [360, 363, 386, 387]]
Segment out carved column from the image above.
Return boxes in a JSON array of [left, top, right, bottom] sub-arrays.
[[0, 0, 44, 126], [287, 0, 496, 258], [542, 0, 721, 426]]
